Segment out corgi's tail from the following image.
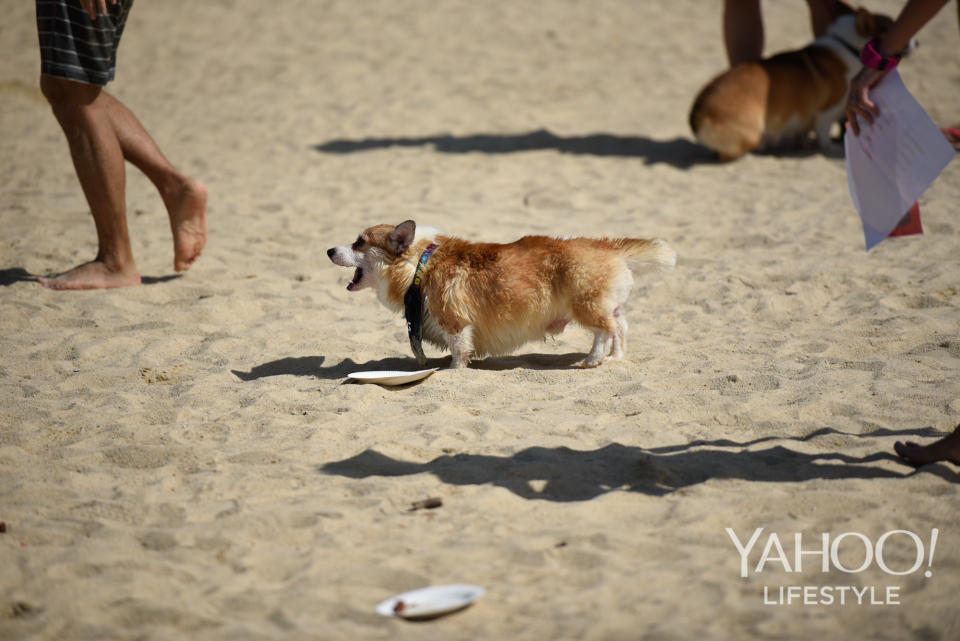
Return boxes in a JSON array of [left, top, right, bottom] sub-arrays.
[[612, 237, 677, 272]]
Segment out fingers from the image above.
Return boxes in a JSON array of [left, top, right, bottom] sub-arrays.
[[845, 68, 885, 136], [78, 0, 97, 20], [846, 91, 879, 136], [846, 100, 860, 136], [79, 0, 117, 21]]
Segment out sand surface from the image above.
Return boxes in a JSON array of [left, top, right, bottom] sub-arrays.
[[2, 1, 959, 639]]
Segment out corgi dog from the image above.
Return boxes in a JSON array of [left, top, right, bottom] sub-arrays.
[[689, 6, 905, 161], [327, 221, 676, 368]]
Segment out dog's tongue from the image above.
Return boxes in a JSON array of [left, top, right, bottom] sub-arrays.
[[346, 267, 362, 291]]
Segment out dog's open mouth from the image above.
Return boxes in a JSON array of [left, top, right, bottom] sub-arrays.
[[346, 267, 363, 291]]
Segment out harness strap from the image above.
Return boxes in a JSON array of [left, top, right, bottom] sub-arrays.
[[403, 244, 438, 365]]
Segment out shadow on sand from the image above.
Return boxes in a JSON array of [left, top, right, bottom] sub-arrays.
[[314, 128, 717, 169], [0, 266, 182, 287], [0, 267, 36, 286], [231, 352, 589, 382], [320, 427, 956, 501]]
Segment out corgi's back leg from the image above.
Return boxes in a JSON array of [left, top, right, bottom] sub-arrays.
[[585, 326, 613, 367], [611, 305, 628, 360], [576, 266, 633, 366], [579, 312, 618, 367]]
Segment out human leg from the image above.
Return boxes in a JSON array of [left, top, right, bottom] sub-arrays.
[[36, 0, 205, 285], [724, 0, 764, 65], [38, 75, 141, 290], [97, 91, 207, 272]]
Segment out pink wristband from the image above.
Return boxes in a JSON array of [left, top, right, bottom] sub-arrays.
[[860, 38, 900, 71]]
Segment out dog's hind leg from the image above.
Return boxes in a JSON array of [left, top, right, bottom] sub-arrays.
[[585, 331, 610, 367], [583, 316, 618, 367], [610, 305, 628, 360], [575, 295, 619, 367], [444, 325, 474, 369]]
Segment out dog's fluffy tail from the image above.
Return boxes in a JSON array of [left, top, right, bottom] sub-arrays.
[[610, 238, 677, 272]]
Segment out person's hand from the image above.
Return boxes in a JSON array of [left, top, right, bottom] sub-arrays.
[[845, 66, 889, 136], [78, 0, 117, 21]]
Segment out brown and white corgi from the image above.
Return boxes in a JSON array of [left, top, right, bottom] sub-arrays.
[[689, 6, 903, 161], [327, 221, 676, 368]]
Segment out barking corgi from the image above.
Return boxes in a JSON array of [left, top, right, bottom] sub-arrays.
[[689, 6, 904, 161], [327, 221, 676, 368]]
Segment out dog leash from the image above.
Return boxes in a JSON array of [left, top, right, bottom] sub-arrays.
[[404, 243, 438, 365]]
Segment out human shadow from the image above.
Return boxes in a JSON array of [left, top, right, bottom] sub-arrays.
[[320, 427, 956, 501], [0, 267, 182, 287], [314, 128, 716, 169], [142, 274, 183, 285], [0, 267, 37, 286], [232, 351, 589, 381], [646, 425, 947, 454]]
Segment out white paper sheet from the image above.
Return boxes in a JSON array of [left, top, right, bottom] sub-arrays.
[[844, 70, 955, 250]]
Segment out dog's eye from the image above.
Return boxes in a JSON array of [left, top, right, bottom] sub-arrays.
[[352, 236, 365, 250]]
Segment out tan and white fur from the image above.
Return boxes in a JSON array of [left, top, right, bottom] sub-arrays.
[[689, 7, 905, 161], [327, 221, 676, 368]]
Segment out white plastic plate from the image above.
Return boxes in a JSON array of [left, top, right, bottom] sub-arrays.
[[376, 584, 485, 619], [347, 368, 438, 386]]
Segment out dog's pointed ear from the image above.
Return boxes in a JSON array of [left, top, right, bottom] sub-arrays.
[[388, 220, 417, 254]]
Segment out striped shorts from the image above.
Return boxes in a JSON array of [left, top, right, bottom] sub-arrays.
[[36, 0, 134, 86]]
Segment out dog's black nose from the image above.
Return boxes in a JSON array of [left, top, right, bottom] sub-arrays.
[[326, 248, 335, 258]]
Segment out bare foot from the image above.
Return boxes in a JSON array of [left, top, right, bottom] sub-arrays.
[[894, 425, 960, 466], [37, 259, 141, 290], [165, 178, 208, 272]]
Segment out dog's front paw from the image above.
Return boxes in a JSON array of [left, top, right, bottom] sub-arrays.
[[582, 356, 604, 368], [449, 355, 471, 369]]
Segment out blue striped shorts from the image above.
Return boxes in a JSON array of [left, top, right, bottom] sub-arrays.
[[36, 0, 134, 86]]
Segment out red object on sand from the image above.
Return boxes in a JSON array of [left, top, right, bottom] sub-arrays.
[[941, 127, 960, 150], [888, 202, 923, 238]]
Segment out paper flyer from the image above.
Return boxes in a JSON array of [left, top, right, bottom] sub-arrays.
[[844, 70, 955, 250]]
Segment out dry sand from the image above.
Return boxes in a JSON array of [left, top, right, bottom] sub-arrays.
[[2, 1, 960, 639]]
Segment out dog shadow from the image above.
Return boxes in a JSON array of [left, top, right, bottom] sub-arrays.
[[231, 352, 591, 382], [469, 352, 587, 370], [314, 128, 716, 169], [320, 426, 956, 501], [232, 355, 449, 388], [753, 141, 844, 161], [232, 356, 331, 381]]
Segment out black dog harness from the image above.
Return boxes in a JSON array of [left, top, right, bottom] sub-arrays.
[[404, 244, 438, 365]]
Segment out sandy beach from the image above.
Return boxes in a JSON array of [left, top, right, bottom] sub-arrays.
[[2, 1, 959, 639]]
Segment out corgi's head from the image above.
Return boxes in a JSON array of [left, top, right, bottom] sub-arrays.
[[327, 220, 441, 292]]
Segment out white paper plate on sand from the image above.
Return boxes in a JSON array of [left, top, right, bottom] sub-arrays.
[[347, 368, 438, 386], [376, 584, 485, 619]]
